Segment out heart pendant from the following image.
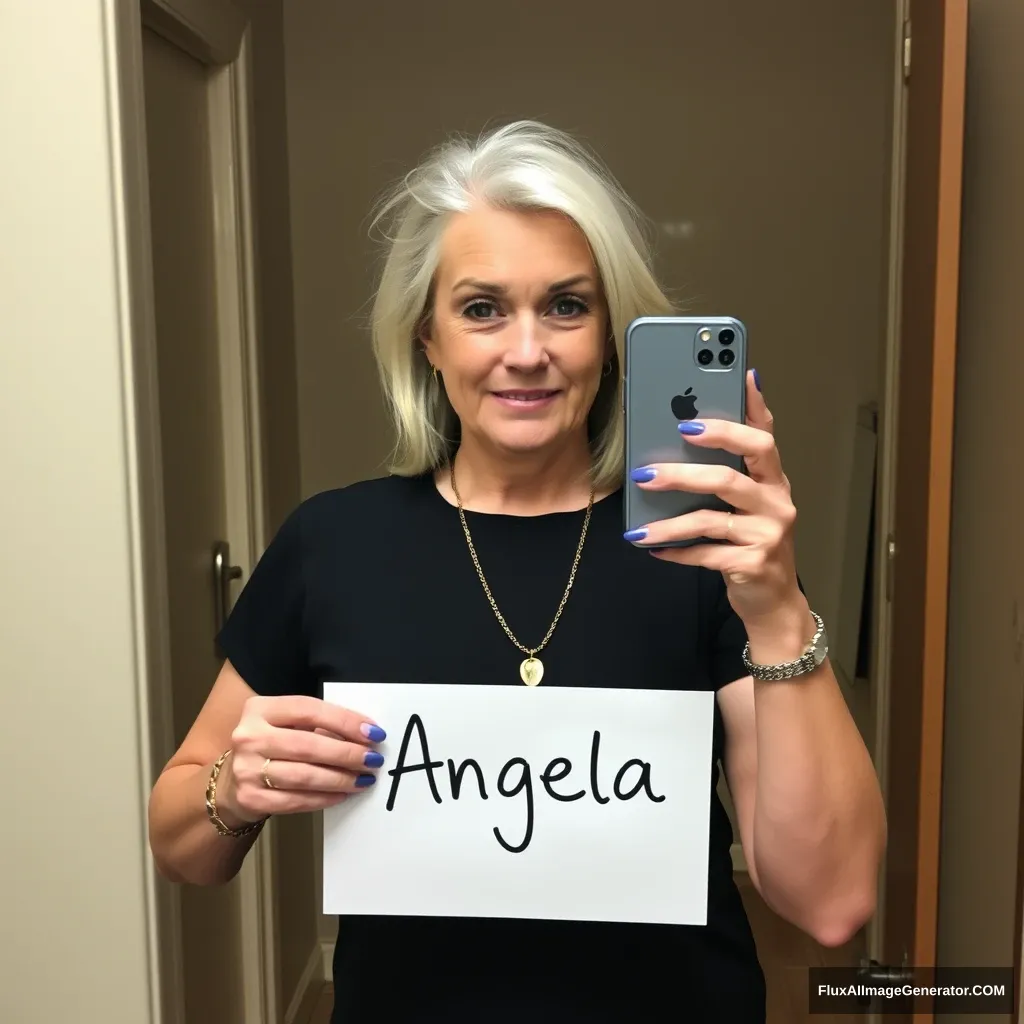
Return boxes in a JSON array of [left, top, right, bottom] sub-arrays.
[[520, 657, 544, 686]]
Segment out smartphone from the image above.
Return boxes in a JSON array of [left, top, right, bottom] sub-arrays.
[[623, 315, 748, 546]]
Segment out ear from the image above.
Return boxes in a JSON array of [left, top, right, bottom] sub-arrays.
[[418, 317, 438, 370], [603, 321, 616, 363]]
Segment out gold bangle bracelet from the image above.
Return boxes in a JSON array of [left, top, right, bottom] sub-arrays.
[[205, 749, 266, 838]]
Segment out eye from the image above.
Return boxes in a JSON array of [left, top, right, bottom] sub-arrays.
[[462, 300, 501, 320], [550, 295, 590, 318]]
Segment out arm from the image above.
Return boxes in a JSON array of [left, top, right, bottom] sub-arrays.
[[148, 661, 262, 887], [718, 606, 886, 947], [149, 659, 385, 887], [628, 369, 886, 946]]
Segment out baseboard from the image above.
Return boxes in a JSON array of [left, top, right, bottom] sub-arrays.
[[283, 941, 327, 1024], [730, 841, 747, 873], [321, 939, 334, 983]]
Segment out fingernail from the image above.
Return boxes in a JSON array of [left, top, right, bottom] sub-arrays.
[[678, 420, 705, 436], [629, 466, 657, 482], [623, 527, 648, 542], [753, 368, 762, 392], [355, 774, 377, 788], [360, 723, 386, 742], [364, 750, 385, 768]]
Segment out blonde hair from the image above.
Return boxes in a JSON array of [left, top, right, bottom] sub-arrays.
[[368, 120, 675, 490]]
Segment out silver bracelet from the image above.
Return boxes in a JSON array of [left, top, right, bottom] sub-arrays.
[[741, 610, 828, 681]]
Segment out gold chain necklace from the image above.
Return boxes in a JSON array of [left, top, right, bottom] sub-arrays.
[[449, 462, 595, 686]]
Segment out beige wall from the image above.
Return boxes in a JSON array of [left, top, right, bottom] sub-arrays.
[[281, 0, 893, 889], [938, 0, 1024, 1009], [234, 0, 319, 1015], [0, 2, 154, 1021]]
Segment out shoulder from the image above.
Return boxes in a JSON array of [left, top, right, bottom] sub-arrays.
[[286, 472, 434, 539]]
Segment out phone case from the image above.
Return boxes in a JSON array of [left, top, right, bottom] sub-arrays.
[[623, 315, 748, 546]]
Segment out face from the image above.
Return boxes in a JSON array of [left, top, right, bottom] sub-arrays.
[[422, 205, 610, 459]]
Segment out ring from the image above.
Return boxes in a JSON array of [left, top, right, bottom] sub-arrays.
[[261, 758, 276, 790], [726, 512, 735, 534]]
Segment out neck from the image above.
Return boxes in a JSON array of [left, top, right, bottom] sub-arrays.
[[440, 431, 596, 515]]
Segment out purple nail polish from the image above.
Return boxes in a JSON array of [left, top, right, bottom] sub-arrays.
[[629, 466, 657, 483], [753, 368, 762, 392], [361, 723, 386, 743], [678, 420, 705, 436], [624, 527, 648, 542], [355, 774, 377, 788], [364, 750, 385, 768]]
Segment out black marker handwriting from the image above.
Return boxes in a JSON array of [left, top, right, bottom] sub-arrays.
[[385, 715, 666, 853]]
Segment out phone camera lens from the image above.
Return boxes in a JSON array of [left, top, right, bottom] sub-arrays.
[[697, 348, 714, 366], [719, 329, 735, 345], [719, 349, 735, 367]]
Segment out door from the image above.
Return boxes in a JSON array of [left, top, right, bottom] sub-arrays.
[[142, 24, 247, 1024], [878, 0, 968, 1014]]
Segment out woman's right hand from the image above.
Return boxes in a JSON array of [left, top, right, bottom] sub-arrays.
[[216, 694, 387, 825]]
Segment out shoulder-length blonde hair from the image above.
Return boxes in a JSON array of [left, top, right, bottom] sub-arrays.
[[368, 119, 675, 491]]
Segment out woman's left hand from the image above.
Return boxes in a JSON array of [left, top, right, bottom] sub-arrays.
[[627, 370, 802, 628]]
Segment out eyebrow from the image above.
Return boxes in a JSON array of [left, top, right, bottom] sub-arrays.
[[450, 274, 595, 296]]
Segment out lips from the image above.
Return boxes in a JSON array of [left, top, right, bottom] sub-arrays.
[[491, 390, 560, 401]]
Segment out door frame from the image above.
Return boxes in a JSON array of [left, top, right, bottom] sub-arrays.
[[870, 3, 969, 1017], [108, 0, 276, 1021], [866, 0, 912, 976]]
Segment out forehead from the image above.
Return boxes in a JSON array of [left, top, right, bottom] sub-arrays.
[[435, 205, 596, 286]]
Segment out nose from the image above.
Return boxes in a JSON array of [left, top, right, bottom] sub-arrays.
[[503, 313, 549, 372]]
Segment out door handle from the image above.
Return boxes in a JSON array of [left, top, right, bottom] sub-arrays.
[[212, 540, 243, 646]]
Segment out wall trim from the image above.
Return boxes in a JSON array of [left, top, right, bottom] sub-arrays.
[[867, 0, 912, 978], [141, 0, 245, 65], [204, 24, 278, 1024], [103, 0, 183, 1020], [284, 942, 327, 1024]]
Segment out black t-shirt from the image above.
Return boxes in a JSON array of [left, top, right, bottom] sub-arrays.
[[218, 473, 766, 1022]]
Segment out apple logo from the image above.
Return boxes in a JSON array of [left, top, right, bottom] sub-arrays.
[[671, 387, 698, 421]]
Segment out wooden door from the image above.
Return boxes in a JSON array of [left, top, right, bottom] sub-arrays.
[[880, 0, 968, 1014], [141, 24, 247, 1024]]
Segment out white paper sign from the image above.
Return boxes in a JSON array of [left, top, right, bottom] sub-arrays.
[[322, 682, 714, 926]]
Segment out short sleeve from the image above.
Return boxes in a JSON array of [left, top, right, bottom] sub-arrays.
[[705, 571, 749, 689], [216, 503, 314, 697]]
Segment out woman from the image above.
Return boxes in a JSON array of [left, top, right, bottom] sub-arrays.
[[149, 120, 885, 1022]]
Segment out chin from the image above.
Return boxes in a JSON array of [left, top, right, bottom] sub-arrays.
[[485, 423, 565, 455]]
